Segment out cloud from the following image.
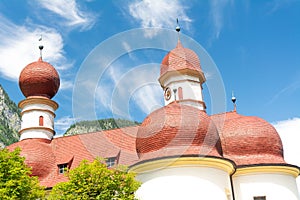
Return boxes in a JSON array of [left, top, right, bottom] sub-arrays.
[[35, 0, 96, 31], [209, 0, 234, 39], [60, 79, 74, 90], [273, 118, 300, 192], [128, 0, 191, 37], [267, 81, 300, 105], [0, 15, 68, 81], [95, 62, 163, 120], [266, 0, 298, 14], [55, 116, 76, 136]]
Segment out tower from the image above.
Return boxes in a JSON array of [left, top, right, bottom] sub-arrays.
[[158, 25, 206, 110], [131, 23, 235, 200], [18, 46, 60, 141]]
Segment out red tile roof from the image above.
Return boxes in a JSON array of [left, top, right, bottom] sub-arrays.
[[136, 102, 223, 162], [7, 127, 139, 188], [160, 40, 203, 77], [211, 111, 285, 166], [7, 108, 287, 188]]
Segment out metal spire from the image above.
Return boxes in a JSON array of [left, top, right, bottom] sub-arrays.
[[176, 18, 181, 32], [231, 91, 237, 112], [175, 18, 182, 47], [38, 35, 44, 59]]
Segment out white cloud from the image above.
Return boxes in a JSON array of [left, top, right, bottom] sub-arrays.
[[60, 79, 74, 90], [55, 116, 76, 136], [128, 0, 191, 37], [266, 0, 298, 14], [95, 63, 163, 119], [0, 15, 68, 81], [131, 84, 163, 114], [273, 118, 300, 193], [35, 0, 96, 30], [209, 0, 234, 39]]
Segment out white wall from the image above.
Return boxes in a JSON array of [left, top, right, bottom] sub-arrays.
[[135, 166, 232, 200], [233, 173, 300, 200]]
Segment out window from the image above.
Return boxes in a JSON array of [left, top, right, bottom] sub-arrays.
[[254, 196, 266, 200], [106, 157, 116, 167], [178, 87, 183, 100], [58, 164, 68, 174], [39, 116, 44, 126]]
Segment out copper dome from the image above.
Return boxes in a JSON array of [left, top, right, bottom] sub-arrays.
[[217, 112, 285, 166], [160, 40, 203, 77], [136, 102, 222, 161], [19, 58, 60, 99]]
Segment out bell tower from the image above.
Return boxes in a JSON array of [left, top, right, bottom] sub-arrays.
[[18, 44, 60, 141], [159, 22, 206, 110]]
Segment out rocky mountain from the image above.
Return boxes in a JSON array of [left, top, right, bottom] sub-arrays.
[[64, 118, 140, 136], [0, 85, 21, 148]]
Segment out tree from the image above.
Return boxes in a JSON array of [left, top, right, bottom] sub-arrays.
[[48, 159, 141, 200], [0, 148, 45, 199]]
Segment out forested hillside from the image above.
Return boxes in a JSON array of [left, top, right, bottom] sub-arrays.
[[0, 85, 20, 148], [64, 118, 140, 136]]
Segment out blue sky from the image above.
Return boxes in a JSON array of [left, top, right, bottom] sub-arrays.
[[0, 1, 299, 135]]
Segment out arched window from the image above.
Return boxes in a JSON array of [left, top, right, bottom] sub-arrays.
[[178, 87, 183, 100], [39, 116, 44, 126]]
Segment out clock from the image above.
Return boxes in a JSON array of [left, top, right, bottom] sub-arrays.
[[164, 87, 171, 101]]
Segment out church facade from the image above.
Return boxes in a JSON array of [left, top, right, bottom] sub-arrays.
[[8, 31, 300, 200]]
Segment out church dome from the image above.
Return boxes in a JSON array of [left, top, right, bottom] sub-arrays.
[[19, 57, 60, 99], [219, 112, 285, 166], [160, 40, 204, 78], [136, 102, 222, 161]]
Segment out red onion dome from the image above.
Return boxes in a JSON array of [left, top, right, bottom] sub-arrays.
[[160, 40, 204, 79], [136, 102, 223, 161], [219, 112, 285, 166], [19, 58, 60, 99]]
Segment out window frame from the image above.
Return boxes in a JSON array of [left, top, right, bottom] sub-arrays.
[[253, 196, 266, 200], [58, 163, 68, 174], [106, 157, 116, 168]]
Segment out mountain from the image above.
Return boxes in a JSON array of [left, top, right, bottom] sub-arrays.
[[0, 85, 21, 148], [64, 118, 140, 136]]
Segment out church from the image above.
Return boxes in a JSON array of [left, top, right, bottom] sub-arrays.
[[7, 26, 300, 200]]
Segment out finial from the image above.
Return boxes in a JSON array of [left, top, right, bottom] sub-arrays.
[[231, 91, 237, 112], [176, 18, 181, 32], [38, 35, 44, 59], [173, 88, 177, 101]]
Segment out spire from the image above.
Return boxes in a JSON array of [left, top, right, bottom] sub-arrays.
[[231, 91, 237, 112], [176, 18, 181, 32], [175, 18, 182, 48], [38, 35, 44, 60]]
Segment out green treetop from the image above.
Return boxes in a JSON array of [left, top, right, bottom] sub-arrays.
[[48, 159, 141, 200], [0, 148, 45, 199]]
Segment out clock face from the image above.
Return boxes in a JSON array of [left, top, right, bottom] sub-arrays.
[[164, 87, 171, 101]]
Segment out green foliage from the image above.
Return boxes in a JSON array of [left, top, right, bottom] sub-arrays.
[[64, 118, 140, 136], [0, 148, 45, 199], [48, 159, 140, 200]]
